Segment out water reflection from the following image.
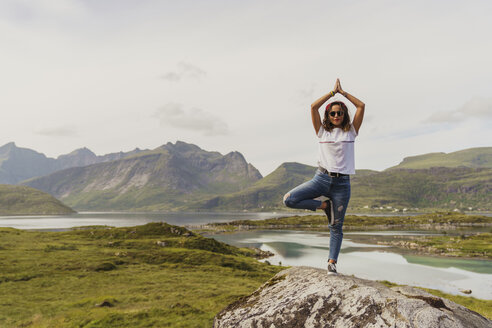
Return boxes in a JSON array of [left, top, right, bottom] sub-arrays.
[[263, 242, 311, 258], [403, 255, 492, 274]]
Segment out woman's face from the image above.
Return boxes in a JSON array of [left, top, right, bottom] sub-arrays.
[[328, 104, 344, 127]]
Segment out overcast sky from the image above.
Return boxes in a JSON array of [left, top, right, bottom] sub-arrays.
[[1, 0, 491, 176]]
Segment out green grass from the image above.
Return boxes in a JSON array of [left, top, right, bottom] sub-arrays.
[[0, 223, 282, 327]]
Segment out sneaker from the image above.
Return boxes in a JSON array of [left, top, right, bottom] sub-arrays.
[[323, 199, 334, 225], [327, 262, 337, 275]]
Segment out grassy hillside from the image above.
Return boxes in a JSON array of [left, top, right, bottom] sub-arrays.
[[0, 184, 75, 215], [388, 147, 492, 170], [350, 167, 492, 210], [198, 162, 491, 211], [0, 223, 282, 327]]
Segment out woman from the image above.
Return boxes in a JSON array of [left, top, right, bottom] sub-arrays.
[[283, 78, 365, 275]]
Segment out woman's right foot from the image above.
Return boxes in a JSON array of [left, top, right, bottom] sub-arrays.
[[323, 199, 334, 225], [327, 262, 337, 275]]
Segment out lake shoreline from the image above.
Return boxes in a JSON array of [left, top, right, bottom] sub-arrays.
[[197, 212, 492, 260]]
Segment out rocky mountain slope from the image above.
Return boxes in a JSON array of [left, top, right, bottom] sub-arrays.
[[214, 267, 491, 328], [0, 184, 75, 215], [0, 142, 144, 184], [23, 141, 262, 211]]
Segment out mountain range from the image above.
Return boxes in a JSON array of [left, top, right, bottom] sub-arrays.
[[3, 141, 491, 212], [22, 141, 262, 211], [0, 142, 145, 184]]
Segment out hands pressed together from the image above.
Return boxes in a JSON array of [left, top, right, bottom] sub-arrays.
[[332, 78, 345, 96]]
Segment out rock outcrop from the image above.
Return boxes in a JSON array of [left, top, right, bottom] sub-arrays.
[[214, 267, 491, 328]]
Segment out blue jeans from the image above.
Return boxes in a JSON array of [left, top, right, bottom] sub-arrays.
[[283, 169, 351, 262]]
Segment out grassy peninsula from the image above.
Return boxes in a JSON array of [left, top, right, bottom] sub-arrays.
[[0, 223, 281, 327], [203, 212, 492, 259], [205, 212, 491, 231], [375, 232, 491, 258], [0, 184, 75, 215]]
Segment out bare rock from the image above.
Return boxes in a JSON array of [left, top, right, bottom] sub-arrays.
[[95, 301, 113, 307], [214, 266, 491, 328]]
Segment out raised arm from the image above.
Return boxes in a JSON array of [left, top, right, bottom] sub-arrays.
[[311, 81, 338, 135], [337, 80, 365, 134]]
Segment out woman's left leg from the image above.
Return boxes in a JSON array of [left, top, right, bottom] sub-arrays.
[[327, 176, 351, 263], [283, 173, 327, 211]]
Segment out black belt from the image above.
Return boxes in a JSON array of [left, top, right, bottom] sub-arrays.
[[318, 166, 348, 177]]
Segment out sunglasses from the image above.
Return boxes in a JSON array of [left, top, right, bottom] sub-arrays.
[[329, 110, 344, 117]]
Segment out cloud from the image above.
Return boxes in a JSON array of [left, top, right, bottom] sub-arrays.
[[154, 103, 229, 136], [160, 72, 180, 82], [36, 126, 78, 137], [426, 97, 492, 124], [1, 0, 87, 23], [160, 62, 206, 82], [293, 84, 317, 106]]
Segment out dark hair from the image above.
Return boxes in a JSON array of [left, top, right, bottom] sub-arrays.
[[322, 101, 351, 132]]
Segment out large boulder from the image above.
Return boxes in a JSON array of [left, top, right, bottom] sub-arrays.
[[214, 266, 491, 328]]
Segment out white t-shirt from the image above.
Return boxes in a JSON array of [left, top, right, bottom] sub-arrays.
[[317, 124, 357, 175]]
